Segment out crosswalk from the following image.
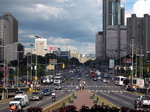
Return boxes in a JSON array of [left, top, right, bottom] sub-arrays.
[[43, 85, 119, 88], [52, 89, 126, 93]]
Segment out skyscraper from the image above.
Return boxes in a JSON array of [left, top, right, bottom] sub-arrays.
[[35, 38, 47, 57], [0, 13, 18, 63], [102, 0, 127, 59], [95, 32, 104, 59], [127, 14, 150, 59]]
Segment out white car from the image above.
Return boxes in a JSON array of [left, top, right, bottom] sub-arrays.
[[102, 78, 109, 83], [97, 76, 101, 80], [55, 84, 62, 90]]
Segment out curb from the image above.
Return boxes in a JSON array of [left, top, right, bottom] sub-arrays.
[[42, 92, 73, 112], [90, 90, 119, 108]]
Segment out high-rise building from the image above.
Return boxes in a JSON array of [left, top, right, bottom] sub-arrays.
[[0, 13, 18, 63], [35, 38, 47, 57], [120, 7, 125, 25], [102, 0, 127, 59], [95, 32, 104, 59], [127, 14, 150, 59]]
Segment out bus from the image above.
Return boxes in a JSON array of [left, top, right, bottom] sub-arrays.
[[42, 75, 54, 84], [53, 75, 63, 84], [114, 76, 127, 86]]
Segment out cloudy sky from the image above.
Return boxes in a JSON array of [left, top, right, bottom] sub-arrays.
[[0, 0, 149, 55]]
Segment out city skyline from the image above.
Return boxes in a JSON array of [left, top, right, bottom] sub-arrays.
[[0, 0, 149, 55]]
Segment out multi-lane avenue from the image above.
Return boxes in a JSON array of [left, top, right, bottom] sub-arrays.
[[0, 68, 138, 112]]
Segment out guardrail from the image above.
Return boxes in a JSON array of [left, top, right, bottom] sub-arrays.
[[0, 87, 29, 100]]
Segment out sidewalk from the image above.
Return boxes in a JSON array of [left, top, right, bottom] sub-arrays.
[[71, 90, 94, 110]]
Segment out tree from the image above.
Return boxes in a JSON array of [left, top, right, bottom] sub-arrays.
[[70, 57, 80, 66]]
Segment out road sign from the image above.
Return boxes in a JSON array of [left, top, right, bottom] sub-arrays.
[[49, 59, 57, 64]]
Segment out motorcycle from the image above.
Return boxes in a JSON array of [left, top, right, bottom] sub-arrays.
[[10, 104, 22, 112], [52, 96, 56, 102]]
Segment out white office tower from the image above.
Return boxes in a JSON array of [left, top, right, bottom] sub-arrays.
[[35, 38, 47, 57]]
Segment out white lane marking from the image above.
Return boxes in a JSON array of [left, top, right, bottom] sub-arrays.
[[113, 92, 135, 100], [123, 101, 131, 105], [101, 92, 117, 100]]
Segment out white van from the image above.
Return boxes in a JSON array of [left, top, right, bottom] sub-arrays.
[[133, 78, 144, 88], [14, 94, 30, 107]]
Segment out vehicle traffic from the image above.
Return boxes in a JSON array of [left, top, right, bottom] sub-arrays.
[[29, 92, 43, 100], [42, 75, 54, 84], [114, 76, 127, 86], [135, 95, 150, 109]]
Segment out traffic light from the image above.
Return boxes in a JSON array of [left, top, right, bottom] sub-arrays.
[[62, 64, 65, 68], [147, 67, 149, 72]]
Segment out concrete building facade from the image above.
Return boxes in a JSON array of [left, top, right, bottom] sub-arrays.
[[70, 51, 81, 61], [95, 32, 104, 59], [102, 0, 127, 59], [35, 38, 47, 57], [106, 26, 127, 59], [0, 13, 18, 63], [127, 14, 150, 59]]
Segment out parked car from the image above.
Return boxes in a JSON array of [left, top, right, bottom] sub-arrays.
[[42, 89, 52, 96], [29, 92, 43, 100]]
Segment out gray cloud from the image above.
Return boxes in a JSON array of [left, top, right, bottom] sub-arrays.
[[0, 0, 102, 54]]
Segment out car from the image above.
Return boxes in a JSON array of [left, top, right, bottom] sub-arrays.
[[93, 77, 97, 81], [29, 92, 43, 100], [97, 76, 101, 80], [102, 78, 110, 83], [16, 91, 26, 95], [42, 89, 52, 96], [71, 77, 75, 80], [77, 77, 81, 81], [135, 95, 150, 108], [55, 84, 62, 90]]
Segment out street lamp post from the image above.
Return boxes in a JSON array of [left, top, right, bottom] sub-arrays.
[[27, 52, 29, 85], [34, 36, 42, 90], [30, 44, 34, 83]]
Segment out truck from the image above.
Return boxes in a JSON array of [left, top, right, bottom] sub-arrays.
[[132, 78, 145, 89], [135, 95, 150, 109], [9, 94, 30, 107]]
